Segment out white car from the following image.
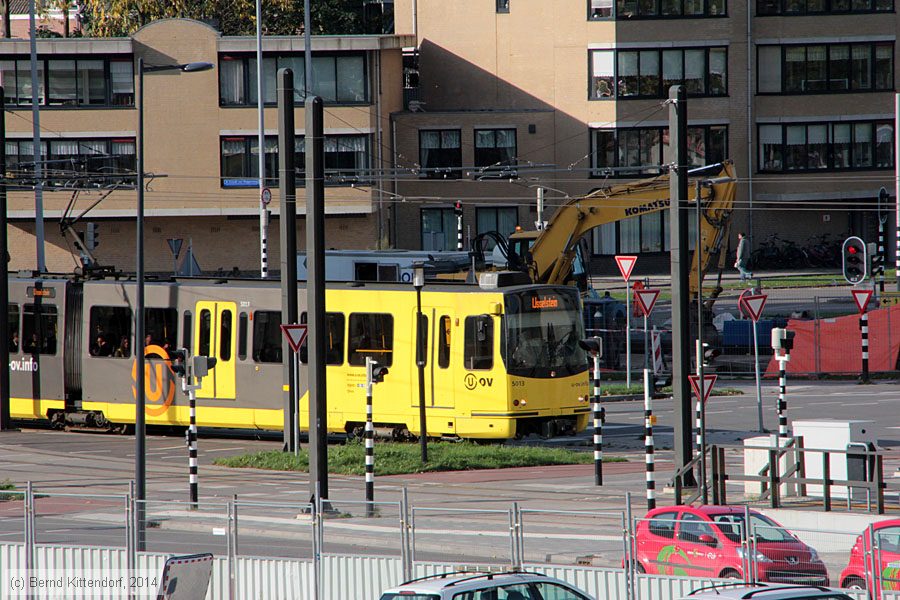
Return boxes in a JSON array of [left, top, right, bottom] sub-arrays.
[[379, 570, 594, 600], [682, 583, 854, 600]]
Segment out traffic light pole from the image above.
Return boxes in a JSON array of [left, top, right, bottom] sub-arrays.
[[365, 358, 376, 517], [181, 373, 200, 510]]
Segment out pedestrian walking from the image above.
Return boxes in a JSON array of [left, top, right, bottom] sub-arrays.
[[735, 232, 752, 283]]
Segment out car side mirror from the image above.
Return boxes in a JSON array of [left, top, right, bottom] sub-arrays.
[[698, 534, 717, 547]]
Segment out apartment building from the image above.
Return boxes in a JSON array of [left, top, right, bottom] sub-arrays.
[[390, 0, 897, 271], [1, 18, 411, 274]]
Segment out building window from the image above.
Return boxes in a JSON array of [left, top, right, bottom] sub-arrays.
[[218, 53, 368, 106], [419, 130, 462, 179], [421, 207, 456, 251], [590, 47, 727, 99], [596, 0, 725, 18], [497, 0, 510, 12], [0, 57, 133, 107], [474, 129, 517, 177], [758, 120, 894, 172], [477, 206, 519, 239], [592, 124, 727, 176], [5, 138, 135, 188], [757, 0, 892, 14], [219, 134, 370, 188], [758, 42, 893, 94]]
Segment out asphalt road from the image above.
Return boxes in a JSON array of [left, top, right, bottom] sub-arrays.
[[0, 377, 897, 566]]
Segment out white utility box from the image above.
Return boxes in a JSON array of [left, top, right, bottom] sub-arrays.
[[792, 420, 877, 500], [743, 435, 798, 498]]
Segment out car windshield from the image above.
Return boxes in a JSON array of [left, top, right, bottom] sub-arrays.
[[710, 513, 797, 543]]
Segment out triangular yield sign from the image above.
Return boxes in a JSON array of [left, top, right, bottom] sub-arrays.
[[688, 374, 718, 404], [280, 324, 309, 353], [739, 293, 768, 322], [634, 288, 661, 317], [167, 238, 183, 259], [615, 255, 638, 282], [851, 289, 873, 314]]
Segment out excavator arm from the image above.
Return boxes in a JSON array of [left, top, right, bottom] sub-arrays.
[[516, 161, 737, 294]]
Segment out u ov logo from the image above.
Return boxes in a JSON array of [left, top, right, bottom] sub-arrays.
[[131, 344, 177, 416], [464, 373, 477, 390]]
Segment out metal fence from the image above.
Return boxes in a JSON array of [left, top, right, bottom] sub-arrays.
[[2, 484, 900, 599]]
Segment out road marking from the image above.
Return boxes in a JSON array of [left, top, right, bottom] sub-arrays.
[[851, 402, 879, 406], [155, 445, 187, 451], [202, 447, 246, 453]]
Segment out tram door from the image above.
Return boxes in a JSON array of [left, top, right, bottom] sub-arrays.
[[193, 301, 237, 399], [426, 310, 455, 409]]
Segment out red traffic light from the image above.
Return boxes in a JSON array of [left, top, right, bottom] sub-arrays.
[[847, 246, 858, 254]]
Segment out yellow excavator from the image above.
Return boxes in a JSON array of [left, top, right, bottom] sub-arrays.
[[475, 161, 738, 295]]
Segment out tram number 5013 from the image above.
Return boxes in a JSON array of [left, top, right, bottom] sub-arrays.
[[464, 373, 494, 390]]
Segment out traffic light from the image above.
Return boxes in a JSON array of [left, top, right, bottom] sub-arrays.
[[842, 236, 867, 285], [771, 328, 796, 352], [169, 348, 187, 377], [454, 201, 463, 217], [86, 222, 99, 250], [372, 364, 389, 383], [192, 355, 217, 378], [578, 337, 603, 357]]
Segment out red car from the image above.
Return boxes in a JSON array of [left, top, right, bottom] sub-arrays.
[[634, 505, 828, 585], [838, 518, 900, 595]]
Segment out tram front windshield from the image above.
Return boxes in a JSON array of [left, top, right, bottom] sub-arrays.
[[503, 288, 587, 378]]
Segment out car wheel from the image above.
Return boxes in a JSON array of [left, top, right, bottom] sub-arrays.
[[843, 577, 866, 590], [720, 569, 742, 580]]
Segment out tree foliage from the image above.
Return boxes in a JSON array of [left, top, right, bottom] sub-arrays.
[[79, 0, 371, 37]]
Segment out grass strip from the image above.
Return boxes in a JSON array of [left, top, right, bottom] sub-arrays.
[[215, 441, 625, 476], [599, 384, 742, 397]]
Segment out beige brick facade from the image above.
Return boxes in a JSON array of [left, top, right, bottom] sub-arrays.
[[2, 18, 411, 274], [390, 0, 898, 265]]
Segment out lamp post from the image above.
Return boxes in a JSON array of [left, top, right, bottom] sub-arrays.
[[413, 262, 428, 463], [135, 58, 213, 551]]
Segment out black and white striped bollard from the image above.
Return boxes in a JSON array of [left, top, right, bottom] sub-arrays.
[[365, 358, 388, 517], [643, 369, 655, 510], [860, 310, 870, 384], [579, 337, 604, 486], [455, 202, 464, 251]]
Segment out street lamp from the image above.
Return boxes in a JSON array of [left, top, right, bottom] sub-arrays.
[[413, 262, 427, 463], [135, 58, 213, 551]]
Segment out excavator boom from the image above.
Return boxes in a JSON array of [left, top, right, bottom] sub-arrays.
[[515, 161, 737, 293]]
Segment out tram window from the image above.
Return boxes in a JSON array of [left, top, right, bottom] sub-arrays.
[[348, 313, 393, 367], [89, 306, 131, 358], [238, 312, 248, 360], [199, 309, 212, 356], [299, 312, 346, 365], [145, 308, 177, 351], [464, 315, 493, 370], [326, 312, 345, 365], [182, 311, 192, 352], [253, 310, 282, 363], [220, 310, 233, 360], [8, 304, 19, 353], [23, 303, 58, 355], [438, 315, 451, 368]]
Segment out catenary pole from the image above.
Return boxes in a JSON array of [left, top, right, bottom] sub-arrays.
[[668, 85, 695, 483], [0, 86, 10, 431], [895, 93, 899, 291], [278, 68, 299, 453], [28, 0, 45, 272], [306, 95, 329, 504]]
